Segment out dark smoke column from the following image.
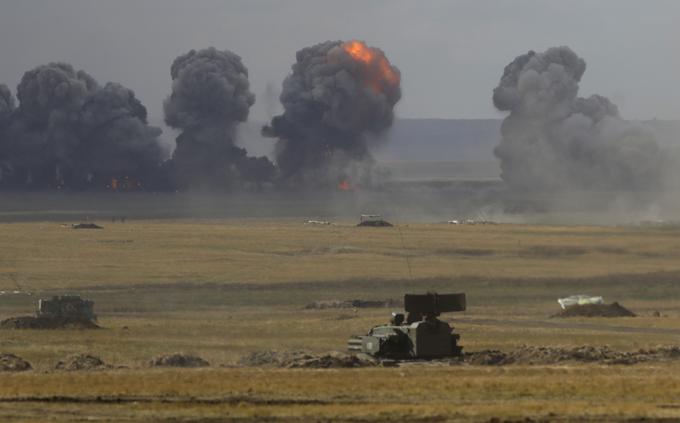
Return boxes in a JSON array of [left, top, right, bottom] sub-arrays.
[[263, 40, 401, 186], [78, 82, 164, 187], [12, 63, 98, 188], [493, 46, 662, 193], [0, 85, 16, 181], [0, 63, 163, 189], [164, 47, 274, 190], [0, 85, 14, 122]]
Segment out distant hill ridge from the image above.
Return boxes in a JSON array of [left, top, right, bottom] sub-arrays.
[[151, 118, 679, 162], [378, 118, 501, 161], [379, 118, 679, 162]]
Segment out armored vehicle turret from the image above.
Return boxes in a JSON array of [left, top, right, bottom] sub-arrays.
[[37, 295, 96, 321], [348, 292, 465, 359]]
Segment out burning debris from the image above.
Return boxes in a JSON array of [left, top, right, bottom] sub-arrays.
[[263, 40, 401, 187], [0, 63, 164, 190], [163, 47, 275, 189], [493, 46, 664, 193]]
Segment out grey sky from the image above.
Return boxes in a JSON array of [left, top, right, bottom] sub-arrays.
[[0, 0, 678, 124]]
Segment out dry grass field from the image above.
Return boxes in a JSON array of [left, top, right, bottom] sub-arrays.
[[1, 218, 680, 421], [3, 219, 680, 288]]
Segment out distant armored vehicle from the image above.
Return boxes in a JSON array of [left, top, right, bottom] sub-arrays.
[[360, 214, 384, 223], [357, 214, 393, 227], [38, 295, 96, 321], [348, 293, 465, 359], [71, 223, 103, 229]]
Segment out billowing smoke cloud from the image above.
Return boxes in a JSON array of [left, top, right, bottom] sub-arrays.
[[79, 83, 163, 184], [0, 84, 15, 121], [493, 46, 664, 193], [164, 47, 275, 189], [0, 63, 164, 189], [0, 85, 15, 181], [263, 40, 401, 186]]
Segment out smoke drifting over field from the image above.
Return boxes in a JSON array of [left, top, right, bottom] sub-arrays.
[[493, 46, 665, 193], [164, 48, 275, 189], [0, 63, 164, 189], [263, 40, 401, 187]]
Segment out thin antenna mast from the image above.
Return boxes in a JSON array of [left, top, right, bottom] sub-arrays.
[[395, 224, 413, 280]]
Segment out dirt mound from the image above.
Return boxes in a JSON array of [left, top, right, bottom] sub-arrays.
[[488, 418, 547, 423], [357, 220, 393, 227], [552, 302, 636, 318], [238, 345, 680, 368], [0, 353, 32, 371], [0, 316, 100, 330], [467, 350, 509, 366], [148, 353, 209, 368], [239, 350, 377, 368], [305, 298, 401, 309], [72, 223, 103, 229], [467, 345, 680, 365], [55, 354, 110, 371]]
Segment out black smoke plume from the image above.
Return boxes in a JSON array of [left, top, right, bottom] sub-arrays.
[[164, 47, 275, 189], [493, 46, 663, 193], [263, 40, 401, 186], [0, 63, 164, 189], [0, 84, 15, 121]]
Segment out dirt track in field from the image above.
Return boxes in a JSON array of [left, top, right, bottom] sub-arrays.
[[458, 317, 680, 336]]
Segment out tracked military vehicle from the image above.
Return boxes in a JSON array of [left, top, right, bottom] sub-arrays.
[[37, 295, 96, 322], [348, 292, 466, 359]]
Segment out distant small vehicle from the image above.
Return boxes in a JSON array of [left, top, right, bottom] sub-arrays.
[[557, 295, 604, 310], [348, 292, 466, 359], [38, 295, 97, 321], [71, 223, 103, 230], [360, 214, 383, 223]]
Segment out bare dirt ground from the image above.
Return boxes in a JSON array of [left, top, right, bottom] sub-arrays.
[[552, 302, 636, 318], [457, 317, 680, 336], [0, 316, 100, 329]]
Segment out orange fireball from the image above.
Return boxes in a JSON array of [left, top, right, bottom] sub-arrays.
[[342, 40, 399, 93], [344, 40, 375, 64]]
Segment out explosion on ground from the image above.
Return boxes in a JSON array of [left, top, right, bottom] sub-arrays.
[[0, 7, 678, 421]]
